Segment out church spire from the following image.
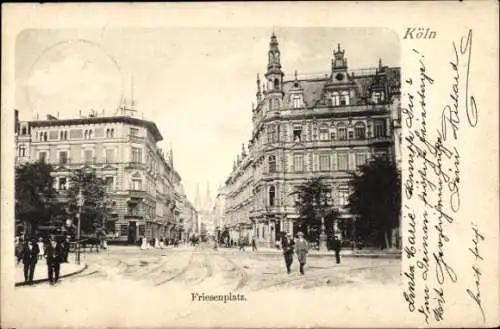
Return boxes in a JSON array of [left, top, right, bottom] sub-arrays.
[[194, 183, 201, 211]]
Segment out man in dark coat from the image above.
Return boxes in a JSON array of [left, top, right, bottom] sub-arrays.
[[61, 236, 71, 263], [22, 238, 40, 284], [282, 233, 295, 274], [45, 236, 64, 285], [333, 237, 342, 264]]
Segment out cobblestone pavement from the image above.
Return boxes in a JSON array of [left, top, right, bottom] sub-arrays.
[[5, 244, 410, 328]]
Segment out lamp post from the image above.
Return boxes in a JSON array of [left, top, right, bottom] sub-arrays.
[[76, 189, 84, 265], [313, 195, 328, 252]]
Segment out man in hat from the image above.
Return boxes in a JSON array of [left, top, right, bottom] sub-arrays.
[[282, 233, 295, 274], [295, 232, 309, 275], [45, 236, 64, 285], [22, 237, 40, 284]]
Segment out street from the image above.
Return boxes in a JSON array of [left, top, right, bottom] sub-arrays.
[[7, 244, 408, 328]]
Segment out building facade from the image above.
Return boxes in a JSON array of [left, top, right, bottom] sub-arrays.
[[223, 34, 401, 247], [15, 106, 190, 244]]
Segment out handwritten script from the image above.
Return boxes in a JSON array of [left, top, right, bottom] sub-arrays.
[[402, 29, 481, 325]]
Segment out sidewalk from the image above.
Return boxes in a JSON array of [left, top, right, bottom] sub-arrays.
[[15, 256, 87, 286], [248, 246, 401, 258]]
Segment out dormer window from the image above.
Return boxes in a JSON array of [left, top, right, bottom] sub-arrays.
[[292, 94, 303, 108], [372, 91, 385, 104], [340, 91, 350, 105], [331, 92, 340, 106]]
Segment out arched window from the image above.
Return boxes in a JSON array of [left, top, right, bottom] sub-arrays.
[[21, 126, 27, 135], [60, 131, 64, 140], [106, 129, 110, 138], [268, 155, 276, 172], [88, 130, 93, 139], [354, 122, 366, 139], [337, 124, 347, 141], [110, 129, 114, 138], [43, 132, 48, 141], [274, 78, 280, 90], [84, 130, 88, 140], [269, 186, 276, 207]]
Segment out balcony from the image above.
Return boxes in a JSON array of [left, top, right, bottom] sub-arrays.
[[128, 189, 147, 201], [125, 161, 145, 169], [263, 136, 393, 149], [128, 134, 145, 144]]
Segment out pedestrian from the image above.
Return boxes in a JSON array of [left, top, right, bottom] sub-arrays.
[[37, 237, 45, 260], [61, 236, 71, 263], [141, 237, 148, 250], [282, 233, 295, 274], [333, 236, 341, 264], [22, 238, 40, 284], [45, 236, 63, 285], [238, 236, 245, 251], [295, 232, 308, 275], [251, 236, 257, 252], [15, 236, 24, 264]]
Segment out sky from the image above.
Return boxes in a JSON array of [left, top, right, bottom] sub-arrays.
[[15, 27, 400, 205]]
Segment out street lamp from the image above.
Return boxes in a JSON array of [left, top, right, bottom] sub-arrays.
[[314, 193, 330, 251], [76, 189, 84, 264]]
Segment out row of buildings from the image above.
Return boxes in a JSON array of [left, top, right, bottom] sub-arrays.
[[219, 33, 402, 247], [15, 101, 199, 244]]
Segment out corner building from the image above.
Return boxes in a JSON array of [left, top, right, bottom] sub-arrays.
[[15, 107, 186, 244], [224, 34, 401, 247]]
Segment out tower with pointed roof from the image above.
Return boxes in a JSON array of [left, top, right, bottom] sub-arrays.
[[264, 33, 284, 112]]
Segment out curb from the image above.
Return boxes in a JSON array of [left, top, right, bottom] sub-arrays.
[[15, 264, 88, 287], [249, 250, 401, 259]]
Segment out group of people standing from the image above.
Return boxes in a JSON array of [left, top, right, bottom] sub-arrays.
[[15, 235, 71, 285], [137, 237, 179, 250]]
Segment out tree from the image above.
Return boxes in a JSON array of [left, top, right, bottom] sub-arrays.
[[15, 161, 60, 235], [290, 176, 339, 242], [66, 168, 113, 237], [348, 156, 401, 249]]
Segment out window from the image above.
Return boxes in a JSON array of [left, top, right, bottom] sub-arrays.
[[106, 128, 115, 138], [293, 154, 304, 172], [331, 92, 340, 106], [120, 224, 128, 236], [337, 153, 348, 171], [267, 125, 277, 143], [274, 78, 280, 90], [38, 152, 47, 162], [43, 132, 48, 141], [338, 190, 349, 207], [105, 177, 114, 192], [319, 154, 330, 171], [60, 131, 68, 140], [273, 99, 280, 110], [84, 150, 93, 164], [372, 91, 385, 104], [21, 126, 27, 136], [131, 177, 142, 190], [131, 147, 142, 163], [293, 126, 302, 142], [58, 177, 67, 190], [337, 125, 347, 140], [105, 149, 115, 163], [374, 119, 386, 137], [355, 153, 367, 168], [84, 130, 88, 140], [348, 131, 354, 140], [354, 122, 366, 139], [130, 127, 139, 136], [269, 186, 276, 207], [319, 126, 329, 141], [89, 130, 93, 139], [292, 95, 302, 108], [268, 155, 276, 173], [59, 151, 68, 164], [340, 91, 350, 105], [19, 145, 26, 157]]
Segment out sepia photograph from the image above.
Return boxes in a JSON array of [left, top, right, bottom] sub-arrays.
[[2, 2, 498, 328]]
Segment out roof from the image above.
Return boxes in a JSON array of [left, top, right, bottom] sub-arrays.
[[28, 116, 164, 142], [279, 66, 401, 108]]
